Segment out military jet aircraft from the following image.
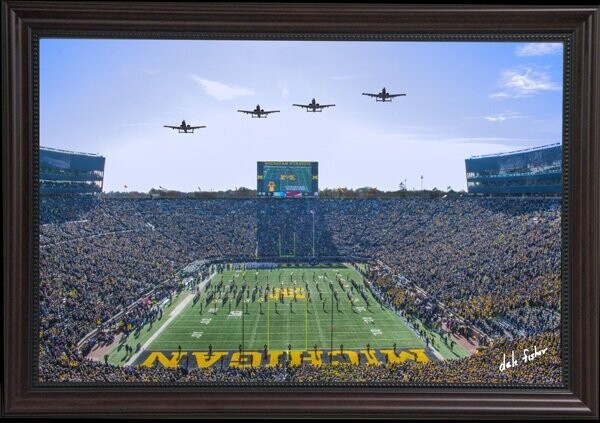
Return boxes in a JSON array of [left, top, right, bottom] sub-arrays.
[[292, 98, 335, 112], [362, 87, 406, 102], [237, 105, 280, 118], [163, 120, 206, 133]]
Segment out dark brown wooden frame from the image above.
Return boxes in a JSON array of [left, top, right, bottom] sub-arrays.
[[2, 2, 598, 418]]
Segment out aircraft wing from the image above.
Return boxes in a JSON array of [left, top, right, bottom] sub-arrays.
[[263, 110, 280, 115], [237, 110, 253, 114], [388, 94, 406, 98], [320, 104, 335, 108], [292, 104, 309, 108], [188, 126, 206, 129], [362, 93, 379, 97], [164, 125, 179, 129]]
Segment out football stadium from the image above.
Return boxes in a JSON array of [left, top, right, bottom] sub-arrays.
[[38, 146, 562, 385]]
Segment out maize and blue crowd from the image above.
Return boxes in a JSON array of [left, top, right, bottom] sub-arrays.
[[38, 196, 561, 384]]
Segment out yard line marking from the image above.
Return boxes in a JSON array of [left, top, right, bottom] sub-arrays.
[[308, 288, 324, 342], [248, 308, 262, 348], [285, 302, 291, 346]]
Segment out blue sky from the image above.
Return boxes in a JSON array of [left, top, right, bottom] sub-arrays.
[[40, 39, 563, 192]]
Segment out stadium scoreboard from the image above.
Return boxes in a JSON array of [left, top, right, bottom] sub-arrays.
[[257, 161, 318, 197]]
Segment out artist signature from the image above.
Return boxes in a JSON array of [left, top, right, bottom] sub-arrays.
[[499, 346, 548, 372]]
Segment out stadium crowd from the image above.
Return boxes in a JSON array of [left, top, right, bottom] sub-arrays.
[[38, 196, 561, 384], [348, 198, 561, 339], [289, 331, 561, 384], [40, 331, 560, 385]]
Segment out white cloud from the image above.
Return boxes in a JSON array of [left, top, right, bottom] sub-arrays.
[[515, 43, 562, 57], [483, 112, 526, 122], [483, 115, 509, 122], [489, 92, 510, 100], [190, 76, 255, 101], [490, 66, 561, 99]]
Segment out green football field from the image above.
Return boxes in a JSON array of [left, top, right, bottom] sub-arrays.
[[128, 264, 437, 368]]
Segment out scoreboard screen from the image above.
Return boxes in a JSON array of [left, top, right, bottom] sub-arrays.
[[257, 162, 318, 197]]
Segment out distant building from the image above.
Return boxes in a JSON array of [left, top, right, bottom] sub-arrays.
[[465, 143, 561, 195], [40, 147, 105, 195]]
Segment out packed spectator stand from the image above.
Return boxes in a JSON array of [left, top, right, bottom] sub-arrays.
[[38, 196, 561, 384]]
